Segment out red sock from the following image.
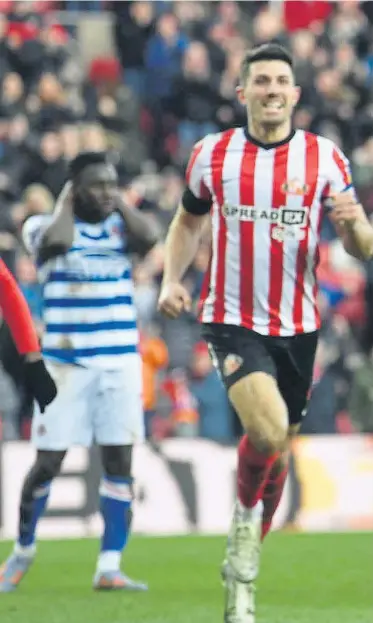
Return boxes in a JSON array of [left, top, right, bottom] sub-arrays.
[[261, 455, 289, 540], [237, 435, 279, 509]]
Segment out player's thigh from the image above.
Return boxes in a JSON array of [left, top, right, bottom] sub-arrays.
[[32, 362, 94, 450], [94, 354, 145, 446], [276, 331, 318, 427], [202, 324, 289, 452]]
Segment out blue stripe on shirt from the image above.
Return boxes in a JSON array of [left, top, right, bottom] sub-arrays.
[[69, 250, 123, 257], [43, 345, 137, 359], [79, 230, 110, 240], [44, 295, 133, 308], [48, 271, 131, 283], [46, 320, 137, 333]]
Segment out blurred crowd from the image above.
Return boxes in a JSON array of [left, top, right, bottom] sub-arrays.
[[1, 0, 373, 441]]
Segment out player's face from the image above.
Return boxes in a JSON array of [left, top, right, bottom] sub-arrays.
[[76, 163, 118, 221], [237, 60, 300, 130]]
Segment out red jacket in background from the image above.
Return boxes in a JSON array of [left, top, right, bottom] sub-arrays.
[[284, 1, 332, 32]]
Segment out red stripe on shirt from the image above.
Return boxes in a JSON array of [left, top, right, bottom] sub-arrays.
[[210, 129, 235, 323], [332, 147, 351, 187], [239, 143, 258, 329], [268, 143, 290, 336], [293, 133, 319, 333]]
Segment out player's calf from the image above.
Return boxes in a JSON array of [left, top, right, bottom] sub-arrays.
[[261, 423, 300, 539], [261, 449, 290, 540], [18, 450, 65, 549], [95, 445, 148, 591], [0, 450, 65, 593]]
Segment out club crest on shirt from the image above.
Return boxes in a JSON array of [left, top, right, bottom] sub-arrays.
[[223, 354, 243, 377], [282, 178, 309, 196], [110, 224, 122, 237]]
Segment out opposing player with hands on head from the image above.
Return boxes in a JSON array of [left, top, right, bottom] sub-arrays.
[[0, 151, 159, 594], [158, 43, 373, 623]]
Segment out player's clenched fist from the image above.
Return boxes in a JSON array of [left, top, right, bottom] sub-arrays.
[[158, 282, 192, 318], [328, 191, 365, 227]]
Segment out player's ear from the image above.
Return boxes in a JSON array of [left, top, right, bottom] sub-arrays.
[[236, 85, 246, 106], [293, 85, 301, 108]]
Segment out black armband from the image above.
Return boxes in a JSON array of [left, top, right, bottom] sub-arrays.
[[182, 188, 211, 215]]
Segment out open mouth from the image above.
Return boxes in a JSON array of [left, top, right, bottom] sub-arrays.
[[262, 101, 284, 111]]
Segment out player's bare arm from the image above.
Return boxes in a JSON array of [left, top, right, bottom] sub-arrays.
[[328, 191, 373, 260], [37, 181, 74, 264], [158, 203, 208, 318], [116, 195, 161, 256]]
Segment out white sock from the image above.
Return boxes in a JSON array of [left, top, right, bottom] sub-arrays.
[[14, 542, 36, 558], [97, 551, 121, 573]]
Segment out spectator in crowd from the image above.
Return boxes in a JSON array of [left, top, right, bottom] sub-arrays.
[[140, 328, 169, 437], [170, 41, 220, 163], [189, 341, 235, 441], [112, 0, 154, 100]]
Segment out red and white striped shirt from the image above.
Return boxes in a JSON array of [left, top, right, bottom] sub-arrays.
[[185, 128, 353, 336]]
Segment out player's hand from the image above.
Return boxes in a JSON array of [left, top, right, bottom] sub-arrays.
[[328, 191, 364, 228], [158, 282, 192, 318], [24, 358, 57, 413], [54, 180, 74, 214]]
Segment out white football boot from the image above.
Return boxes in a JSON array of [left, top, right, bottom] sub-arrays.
[[221, 499, 263, 623]]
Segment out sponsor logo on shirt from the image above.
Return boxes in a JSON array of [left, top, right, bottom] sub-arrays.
[[221, 203, 309, 242]]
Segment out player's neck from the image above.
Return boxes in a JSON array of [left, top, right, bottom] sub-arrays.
[[247, 121, 293, 146], [74, 199, 106, 224]]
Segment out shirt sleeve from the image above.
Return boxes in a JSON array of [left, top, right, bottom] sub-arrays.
[[0, 259, 40, 354], [22, 215, 51, 256], [326, 144, 356, 199], [182, 140, 212, 215]]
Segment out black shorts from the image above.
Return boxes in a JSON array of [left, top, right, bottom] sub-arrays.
[[201, 323, 318, 426]]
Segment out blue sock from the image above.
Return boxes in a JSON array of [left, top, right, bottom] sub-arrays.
[[98, 475, 132, 571], [19, 481, 51, 547]]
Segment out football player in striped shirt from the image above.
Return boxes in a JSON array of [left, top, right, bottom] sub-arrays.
[[158, 43, 373, 622], [0, 152, 159, 593]]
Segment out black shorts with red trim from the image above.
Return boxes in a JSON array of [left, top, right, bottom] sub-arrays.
[[201, 323, 318, 426]]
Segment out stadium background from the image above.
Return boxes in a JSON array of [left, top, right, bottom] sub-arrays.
[[0, 0, 372, 541]]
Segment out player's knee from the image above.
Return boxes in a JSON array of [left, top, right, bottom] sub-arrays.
[[250, 396, 289, 455], [249, 419, 288, 455], [36, 450, 66, 481], [229, 372, 289, 455], [101, 445, 132, 478], [22, 450, 65, 498]]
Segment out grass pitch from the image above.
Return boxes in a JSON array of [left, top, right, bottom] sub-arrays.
[[0, 533, 371, 623]]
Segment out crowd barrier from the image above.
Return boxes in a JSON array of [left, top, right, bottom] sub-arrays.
[[0, 436, 372, 539]]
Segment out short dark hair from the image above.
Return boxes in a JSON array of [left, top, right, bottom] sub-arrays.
[[69, 151, 109, 180], [240, 43, 293, 85]]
